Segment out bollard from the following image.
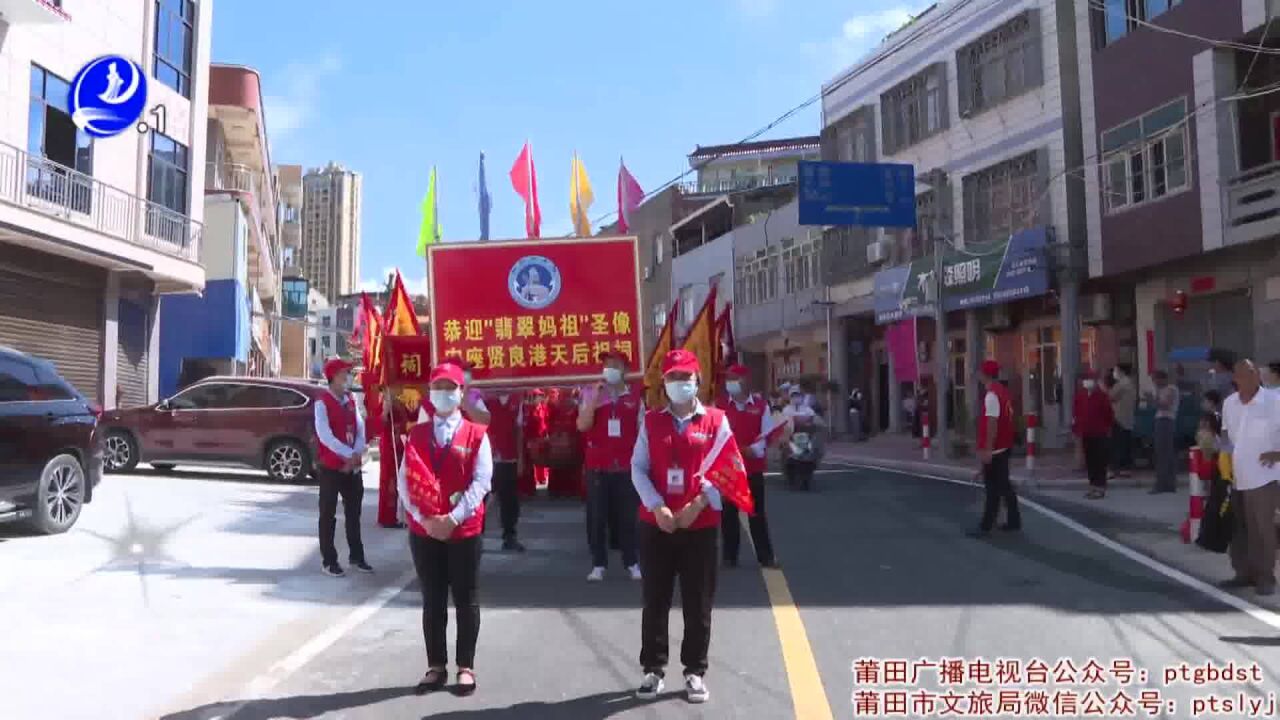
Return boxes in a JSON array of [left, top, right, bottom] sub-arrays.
[[922, 410, 931, 461], [1184, 447, 1208, 544], [1025, 413, 1038, 472]]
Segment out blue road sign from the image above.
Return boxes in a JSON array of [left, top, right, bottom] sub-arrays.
[[797, 161, 916, 228]]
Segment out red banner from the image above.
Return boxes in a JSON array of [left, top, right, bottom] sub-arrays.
[[427, 237, 643, 386], [381, 335, 433, 385]]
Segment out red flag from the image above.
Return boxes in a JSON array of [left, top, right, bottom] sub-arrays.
[[401, 440, 449, 518], [510, 141, 542, 238], [716, 302, 735, 365], [617, 159, 644, 234], [699, 426, 754, 515], [759, 416, 790, 446]]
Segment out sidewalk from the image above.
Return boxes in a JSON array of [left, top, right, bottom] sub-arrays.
[[824, 433, 1280, 613]]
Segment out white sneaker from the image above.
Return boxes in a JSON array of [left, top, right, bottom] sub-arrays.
[[628, 564, 642, 580], [685, 674, 709, 703], [587, 567, 606, 582], [636, 672, 664, 700]]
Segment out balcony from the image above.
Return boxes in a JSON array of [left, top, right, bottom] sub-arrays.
[[0, 140, 201, 262], [0, 0, 69, 23], [1225, 161, 1280, 246], [206, 161, 280, 297], [678, 174, 798, 196]]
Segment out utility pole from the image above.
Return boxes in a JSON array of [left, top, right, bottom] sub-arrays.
[[922, 169, 951, 458]]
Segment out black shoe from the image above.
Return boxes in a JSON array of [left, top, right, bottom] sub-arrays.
[[322, 562, 345, 577], [502, 538, 527, 552], [415, 668, 447, 695], [1219, 577, 1253, 589], [454, 670, 477, 697], [380, 522, 406, 529], [351, 560, 374, 573], [967, 528, 991, 539]]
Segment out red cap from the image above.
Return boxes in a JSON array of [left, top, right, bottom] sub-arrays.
[[661, 349, 700, 376], [323, 357, 354, 382], [428, 362, 465, 386], [980, 360, 1001, 378], [725, 364, 750, 378], [597, 349, 629, 366]]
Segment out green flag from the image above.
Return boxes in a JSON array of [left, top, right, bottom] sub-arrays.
[[416, 167, 441, 257]]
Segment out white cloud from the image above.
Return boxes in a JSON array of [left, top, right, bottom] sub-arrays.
[[262, 53, 341, 143], [805, 5, 930, 72], [734, 0, 777, 19], [359, 267, 427, 296]]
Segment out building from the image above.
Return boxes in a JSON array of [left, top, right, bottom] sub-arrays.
[[818, 0, 1086, 446], [276, 163, 303, 277], [302, 162, 362, 301], [158, 64, 283, 396], [1075, 0, 1280, 391], [0, 0, 211, 407]]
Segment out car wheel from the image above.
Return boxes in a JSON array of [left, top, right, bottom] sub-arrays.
[[28, 454, 86, 534], [266, 439, 310, 483], [151, 463, 176, 472], [103, 430, 139, 473]]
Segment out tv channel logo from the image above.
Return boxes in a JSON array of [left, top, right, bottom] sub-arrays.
[[69, 55, 148, 138]]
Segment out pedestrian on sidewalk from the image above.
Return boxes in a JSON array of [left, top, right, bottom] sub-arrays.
[[969, 360, 1020, 537], [314, 358, 372, 577], [718, 364, 778, 569], [578, 350, 644, 582], [1074, 370, 1115, 500], [631, 349, 736, 705], [1108, 364, 1136, 479], [400, 361, 493, 695], [1152, 370, 1179, 494], [1220, 360, 1280, 597]]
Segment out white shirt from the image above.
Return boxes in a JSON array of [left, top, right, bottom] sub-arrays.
[[983, 390, 1009, 456], [631, 400, 724, 512], [1221, 388, 1280, 491], [314, 391, 367, 461], [396, 410, 494, 524]]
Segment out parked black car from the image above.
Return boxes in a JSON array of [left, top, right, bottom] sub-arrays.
[[0, 346, 102, 533]]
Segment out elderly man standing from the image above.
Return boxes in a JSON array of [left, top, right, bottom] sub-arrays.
[[1220, 360, 1280, 597]]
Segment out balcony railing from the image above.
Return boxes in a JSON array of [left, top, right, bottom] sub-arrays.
[[0, 0, 71, 23], [679, 174, 798, 195], [0, 140, 201, 262], [206, 161, 281, 284], [1225, 161, 1280, 247]]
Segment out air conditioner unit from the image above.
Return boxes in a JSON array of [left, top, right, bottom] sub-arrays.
[[985, 304, 1013, 330], [1080, 294, 1112, 324], [866, 241, 888, 264]]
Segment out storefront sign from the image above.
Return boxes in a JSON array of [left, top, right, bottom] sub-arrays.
[[873, 226, 1051, 324], [427, 237, 644, 386]]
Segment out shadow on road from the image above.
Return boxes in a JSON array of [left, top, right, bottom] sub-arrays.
[[158, 686, 415, 720], [418, 690, 672, 719]]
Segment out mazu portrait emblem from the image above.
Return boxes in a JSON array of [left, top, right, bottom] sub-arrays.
[[68, 55, 148, 138], [509, 255, 562, 310]]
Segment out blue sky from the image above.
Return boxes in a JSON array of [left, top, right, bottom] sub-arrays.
[[210, 0, 925, 295]]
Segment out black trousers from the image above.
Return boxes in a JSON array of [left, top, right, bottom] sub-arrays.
[[721, 472, 775, 565], [1083, 436, 1109, 489], [978, 451, 1020, 531], [586, 470, 639, 568], [493, 461, 520, 541], [318, 467, 365, 566], [409, 532, 482, 668], [784, 458, 816, 490], [638, 523, 717, 677]]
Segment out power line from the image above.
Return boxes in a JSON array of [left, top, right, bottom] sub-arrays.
[[1087, 0, 1280, 55]]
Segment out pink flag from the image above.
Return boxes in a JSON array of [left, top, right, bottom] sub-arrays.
[[617, 159, 644, 234], [886, 318, 919, 383], [510, 142, 541, 238]]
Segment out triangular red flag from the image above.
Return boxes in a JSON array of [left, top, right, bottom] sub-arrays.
[[617, 159, 644, 234], [699, 428, 754, 515], [402, 440, 448, 519], [510, 142, 542, 238]]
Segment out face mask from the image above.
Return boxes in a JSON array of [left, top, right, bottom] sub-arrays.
[[1083, 380, 1097, 391], [602, 368, 623, 385], [430, 389, 462, 413], [726, 381, 742, 395], [664, 380, 697, 404]]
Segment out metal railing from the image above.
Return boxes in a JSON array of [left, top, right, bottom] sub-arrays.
[[206, 160, 281, 284], [1225, 161, 1280, 247], [678, 174, 798, 195], [0, 140, 201, 262]]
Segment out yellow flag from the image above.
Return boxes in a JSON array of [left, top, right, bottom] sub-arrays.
[[681, 285, 719, 404], [645, 305, 677, 408], [570, 152, 594, 237]]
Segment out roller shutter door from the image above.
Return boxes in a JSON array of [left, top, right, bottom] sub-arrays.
[[117, 294, 151, 408]]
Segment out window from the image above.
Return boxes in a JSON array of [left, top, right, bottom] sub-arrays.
[[1101, 98, 1190, 212], [881, 64, 948, 154], [962, 151, 1043, 245], [154, 0, 195, 97], [0, 357, 38, 402], [169, 383, 235, 410], [653, 303, 667, 330], [957, 11, 1043, 117], [1098, 0, 1183, 46], [735, 248, 779, 306], [228, 385, 306, 409], [781, 234, 821, 294], [896, 191, 940, 262], [148, 131, 189, 214], [31, 361, 78, 401], [29, 64, 94, 214]]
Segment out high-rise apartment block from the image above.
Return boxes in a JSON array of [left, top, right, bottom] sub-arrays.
[[301, 162, 361, 302]]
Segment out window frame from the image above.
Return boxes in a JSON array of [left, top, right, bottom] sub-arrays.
[[880, 64, 949, 155], [956, 10, 1043, 118], [1099, 98, 1192, 214], [147, 130, 190, 215], [168, 382, 235, 411], [962, 150, 1045, 246], [153, 0, 196, 98]]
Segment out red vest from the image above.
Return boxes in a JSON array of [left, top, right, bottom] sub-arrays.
[[584, 384, 643, 471], [719, 394, 767, 474], [636, 407, 723, 531], [977, 381, 1015, 452], [317, 391, 358, 471], [485, 391, 522, 462], [403, 418, 487, 540]]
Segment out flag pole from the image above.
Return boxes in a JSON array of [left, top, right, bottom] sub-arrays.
[[527, 139, 534, 234]]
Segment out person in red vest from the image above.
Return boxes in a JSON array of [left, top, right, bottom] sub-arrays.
[[376, 391, 418, 529], [520, 389, 550, 496], [314, 358, 371, 576], [399, 361, 492, 696], [971, 360, 1021, 537], [578, 350, 644, 582], [1073, 369, 1115, 500], [546, 388, 585, 498], [630, 349, 737, 705], [481, 385, 526, 551], [717, 364, 778, 568]]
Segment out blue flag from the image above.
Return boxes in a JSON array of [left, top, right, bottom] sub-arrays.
[[478, 151, 492, 241]]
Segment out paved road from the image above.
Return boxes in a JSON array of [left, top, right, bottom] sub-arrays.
[[4, 464, 1280, 719]]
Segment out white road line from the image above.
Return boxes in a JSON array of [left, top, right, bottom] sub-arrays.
[[211, 569, 417, 720], [836, 461, 1280, 632]]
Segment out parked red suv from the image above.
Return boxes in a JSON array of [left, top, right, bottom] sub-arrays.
[[100, 376, 328, 482]]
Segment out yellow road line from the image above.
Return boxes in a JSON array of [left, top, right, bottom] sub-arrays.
[[761, 566, 835, 720]]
